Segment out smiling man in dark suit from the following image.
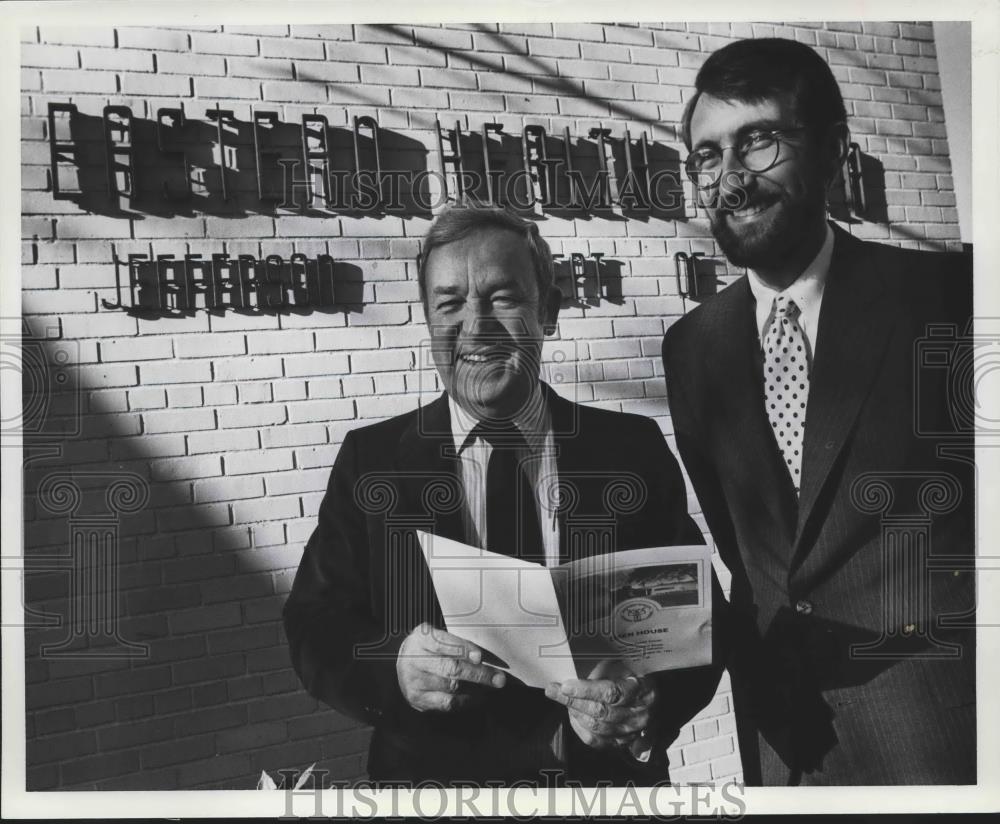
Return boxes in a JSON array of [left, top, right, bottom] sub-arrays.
[[662, 38, 975, 785], [284, 204, 722, 785]]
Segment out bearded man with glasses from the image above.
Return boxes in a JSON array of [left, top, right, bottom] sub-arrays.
[[662, 37, 975, 785]]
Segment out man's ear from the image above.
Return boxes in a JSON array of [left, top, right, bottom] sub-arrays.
[[823, 121, 850, 189], [542, 285, 562, 336]]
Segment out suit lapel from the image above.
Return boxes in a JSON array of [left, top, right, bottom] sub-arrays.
[[395, 392, 467, 542], [545, 386, 579, 562], [792, 226, 897, 559]]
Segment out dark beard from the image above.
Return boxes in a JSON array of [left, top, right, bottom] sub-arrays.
[[710, 187, 826, 270]]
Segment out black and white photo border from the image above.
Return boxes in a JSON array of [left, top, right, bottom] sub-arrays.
[[2, 0, 998, 817]]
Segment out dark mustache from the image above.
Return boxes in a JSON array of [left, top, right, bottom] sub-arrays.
[[716, 191, 780, 214]]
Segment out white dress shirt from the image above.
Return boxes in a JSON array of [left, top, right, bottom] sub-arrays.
[[448, 385, 561, 567], [747, 222, 835, 362]]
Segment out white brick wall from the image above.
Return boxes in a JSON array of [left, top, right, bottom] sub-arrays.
[[20, 21, 961, 791]]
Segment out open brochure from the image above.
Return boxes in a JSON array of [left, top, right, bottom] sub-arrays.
[[416, 531, 712, 689]]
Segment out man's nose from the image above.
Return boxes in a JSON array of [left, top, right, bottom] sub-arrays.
[[716, 148, 752, 210], [459, 307, 515, 350], [465, 300, 504, 331]]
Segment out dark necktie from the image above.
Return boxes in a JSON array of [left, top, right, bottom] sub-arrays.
[[475, 422, 546, 563]]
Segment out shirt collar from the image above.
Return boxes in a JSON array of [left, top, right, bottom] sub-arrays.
[[449, 383, 550, 455], [747, 221, 835, 337]]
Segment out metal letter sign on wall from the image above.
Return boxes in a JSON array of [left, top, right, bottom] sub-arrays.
[[47, 102, 391, 215], [101, 250, 338, 315], [157, 107, 193, 201], [48, 101, 684, 218], [45, 101, 720, 314]]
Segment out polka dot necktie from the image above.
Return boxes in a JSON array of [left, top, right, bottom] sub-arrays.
[[763, 295, 810, 494]]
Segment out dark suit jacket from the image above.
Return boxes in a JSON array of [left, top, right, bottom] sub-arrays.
[[283, 384, 724, 785], [662, 225, 975, 785]]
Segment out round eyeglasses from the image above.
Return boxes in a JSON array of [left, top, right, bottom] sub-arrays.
[[684, 127, 808, 189]]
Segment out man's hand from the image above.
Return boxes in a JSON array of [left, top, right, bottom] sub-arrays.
[[545, 672, 657, 753], [396, 622, 507, 712]]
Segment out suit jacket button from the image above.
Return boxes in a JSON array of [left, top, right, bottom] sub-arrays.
[[824, 440, 836, 450], [794, 599, 814, 616]]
